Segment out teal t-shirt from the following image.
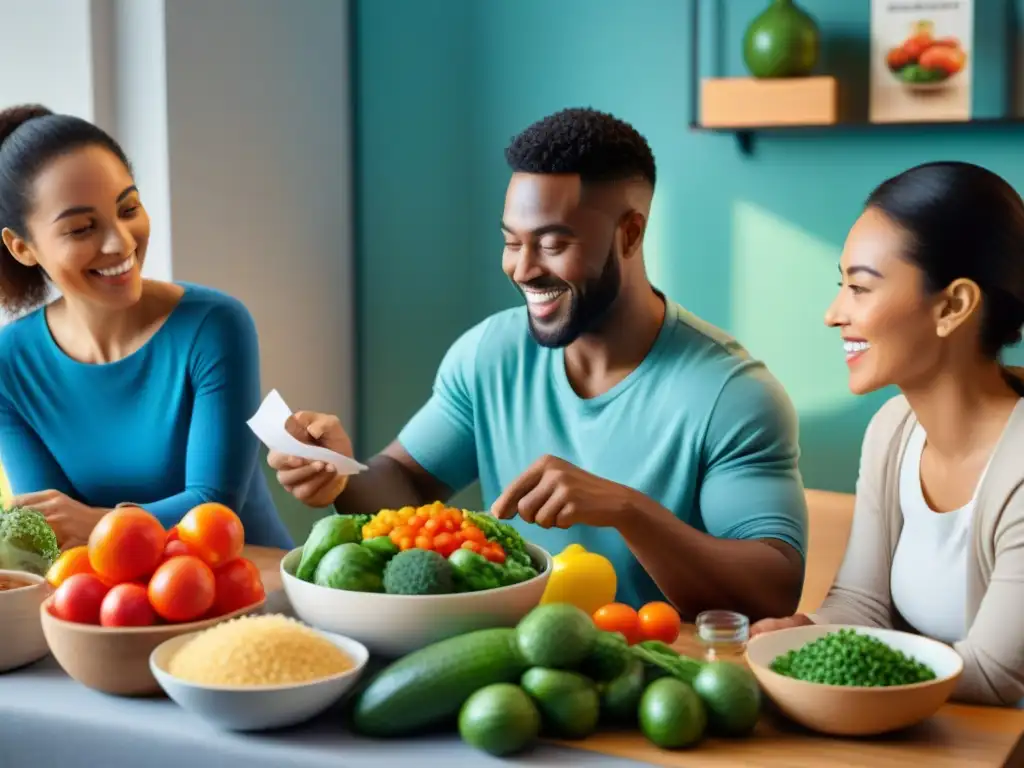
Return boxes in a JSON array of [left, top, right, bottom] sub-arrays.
[[398, 299, 808, 609]]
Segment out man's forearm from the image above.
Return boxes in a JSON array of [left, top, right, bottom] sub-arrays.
[[332, 455, 433, 516], [618, 492, 803, 622]]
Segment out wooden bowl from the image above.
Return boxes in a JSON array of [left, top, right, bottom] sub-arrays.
[[745, 624, 964, 737], [40, 596, 266, 697], [0, 570, 52, 673]]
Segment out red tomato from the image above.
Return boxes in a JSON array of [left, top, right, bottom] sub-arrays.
[[162, 539, 197, 560], [166, 526, 180, 543], [639, 601, 682, 644], [88, 507, 165, 584], [100, 583, 156, 627], [593, 603, 643, 645], [177, 503, 245, 568], [210, 558, 266, 617], [51, 573, 110, 625], [147, 556, 215, 623]]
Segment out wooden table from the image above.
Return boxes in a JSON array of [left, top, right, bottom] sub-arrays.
[[246, 545, 1024, 767]]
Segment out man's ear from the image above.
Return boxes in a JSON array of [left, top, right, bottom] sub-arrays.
[[619, 210, 647, 260], [1, 227, 37, 267]]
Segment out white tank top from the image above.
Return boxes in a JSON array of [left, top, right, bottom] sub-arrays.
[[890, 423, 979, 644]]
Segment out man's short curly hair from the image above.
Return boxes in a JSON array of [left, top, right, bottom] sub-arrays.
[[504, 107, 656, 188]]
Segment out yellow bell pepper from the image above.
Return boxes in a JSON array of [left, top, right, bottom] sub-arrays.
[[540, 543, 617, 615]]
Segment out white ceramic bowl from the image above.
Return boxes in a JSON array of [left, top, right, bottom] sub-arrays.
[[150, 628, 369, 732], [280, 542, 552, 657], [745, 624, 964, 736], [0, 569, 51, 673]]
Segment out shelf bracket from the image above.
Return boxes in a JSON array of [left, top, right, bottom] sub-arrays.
[[736, 131, 755, 155]]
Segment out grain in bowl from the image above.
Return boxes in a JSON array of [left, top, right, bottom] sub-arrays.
[[168, 613, 354, 687]]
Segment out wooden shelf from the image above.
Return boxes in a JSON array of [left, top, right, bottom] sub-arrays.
[[687, 1, 1023, 156], [689, 116, 1024, 155]]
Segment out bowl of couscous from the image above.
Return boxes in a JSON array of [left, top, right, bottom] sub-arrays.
[[150, 613, 370, 732]]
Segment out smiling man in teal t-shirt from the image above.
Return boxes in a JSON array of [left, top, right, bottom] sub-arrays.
[[269, 108, 808, 620]]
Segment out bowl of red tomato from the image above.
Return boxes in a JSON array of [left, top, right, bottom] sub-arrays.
[[40, 503, 266, 697]]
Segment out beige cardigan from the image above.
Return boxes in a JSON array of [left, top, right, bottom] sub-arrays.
[[811, 392, 1024, 707]]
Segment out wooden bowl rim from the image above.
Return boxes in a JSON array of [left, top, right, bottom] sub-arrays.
[[39, 593, 266, 636], [0, 569, 49, 595], [745, 623, 965, 693]]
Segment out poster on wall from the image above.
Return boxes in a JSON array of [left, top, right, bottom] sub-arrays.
[[869, 0, 973, 123]]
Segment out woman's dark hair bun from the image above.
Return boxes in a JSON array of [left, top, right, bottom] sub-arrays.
[[0, 104, 52, 149], [0, 103, 131, 318], [866, 161, 1024, 358]]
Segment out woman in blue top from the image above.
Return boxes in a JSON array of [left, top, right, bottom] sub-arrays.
[[0, 104, 293, 551]]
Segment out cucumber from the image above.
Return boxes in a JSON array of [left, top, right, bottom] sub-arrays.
[[352, 628, 528, 737]]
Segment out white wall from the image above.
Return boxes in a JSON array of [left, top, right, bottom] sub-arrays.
[[162, 0, 356, 429], [0, 0, 356, 436], [0, 0, 97, 119]]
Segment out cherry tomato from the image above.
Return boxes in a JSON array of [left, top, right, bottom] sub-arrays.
[[162, 538, 199, 560], [593, 602, 643, 645], [638, 601, 682, 644], [177, 503, 245, 568], [88, 507, 165, 584], [147, 555, 215, 623], [100, 583, 157, 627], [210, 558, 265, 617], [51, 573, 110, 625]]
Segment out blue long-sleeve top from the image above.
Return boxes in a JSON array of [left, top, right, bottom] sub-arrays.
[[0, 283, 294, 549]]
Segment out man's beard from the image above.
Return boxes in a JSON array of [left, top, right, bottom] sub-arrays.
[[525, 245, 621, 349]]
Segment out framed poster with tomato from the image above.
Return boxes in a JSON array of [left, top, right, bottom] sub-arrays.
[[869, 0, 974, 123]]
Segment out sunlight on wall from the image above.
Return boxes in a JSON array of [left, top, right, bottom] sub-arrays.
[[730, 200, 851, 417], [645, 187, 670, 290], [0, 462, 10, 503]]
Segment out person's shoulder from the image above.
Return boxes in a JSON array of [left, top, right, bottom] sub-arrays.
[[862, 393, 914, 447], [173, 282, 255, 322], [660, 301, 787, 401], [164, 283, 258, 340], [441, 306, 529, 364], [0, 306, 48, 371]]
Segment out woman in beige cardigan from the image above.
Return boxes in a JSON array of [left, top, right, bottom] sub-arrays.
[[751, 161, 1024, 707]]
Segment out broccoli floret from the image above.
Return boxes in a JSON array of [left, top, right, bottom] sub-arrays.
[[382, 549, 455, 595], [0, 506, 60, 576]]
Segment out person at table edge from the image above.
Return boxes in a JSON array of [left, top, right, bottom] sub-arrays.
[[269, 107, 809, 621], [753, 161, 1024, 708], [0, 104, 293, 550]]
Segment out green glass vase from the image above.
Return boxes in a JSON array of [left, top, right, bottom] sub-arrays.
[[742, 0, 820, 78]]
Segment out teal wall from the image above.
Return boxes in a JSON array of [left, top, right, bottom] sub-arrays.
[[351, 0, 1024, 513]]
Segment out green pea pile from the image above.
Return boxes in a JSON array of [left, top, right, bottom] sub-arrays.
[[770, 629, 937, 687]]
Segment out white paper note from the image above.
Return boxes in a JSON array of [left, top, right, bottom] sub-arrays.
[[247, 389, 368, 475]]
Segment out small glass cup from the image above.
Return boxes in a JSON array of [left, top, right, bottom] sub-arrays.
[[696, 610, 750, 663]]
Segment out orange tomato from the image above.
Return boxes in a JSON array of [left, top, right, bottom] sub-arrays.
[[919, 44, 966, 75], [902, 33, 933, 61], [593, 602, 642, 645], [47, 546, 96, 588], [147, 555, 215, 623], [209, 558, 266, 617], [88, 507, 166, 584], [638, 601, 682, 644], [177, 503, 245, 568]]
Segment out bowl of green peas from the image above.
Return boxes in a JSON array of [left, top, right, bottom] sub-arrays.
[[745, 624, 963, 736]]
